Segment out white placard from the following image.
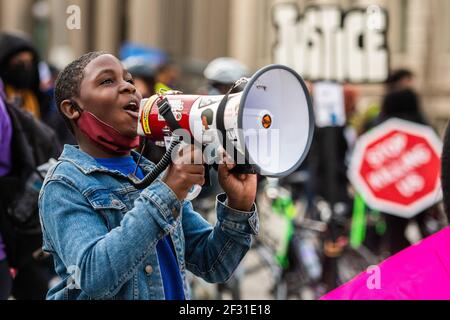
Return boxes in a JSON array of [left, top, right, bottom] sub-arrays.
[[313, 82, 346, 128]]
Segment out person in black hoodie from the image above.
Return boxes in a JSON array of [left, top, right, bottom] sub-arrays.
[[0, 32, 48, 119], [377, 88, 426, 125], [371, 88, 440, 254], [0, 32, 74, 145], [440, 124, 450, 227]]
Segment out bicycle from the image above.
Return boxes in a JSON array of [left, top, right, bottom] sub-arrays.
[[253, 178, 380, 299]]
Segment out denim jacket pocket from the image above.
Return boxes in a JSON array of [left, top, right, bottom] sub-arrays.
[[85, 189, 127, 230]]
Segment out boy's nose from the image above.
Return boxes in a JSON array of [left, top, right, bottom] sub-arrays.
[[120, 80, 137, 94]]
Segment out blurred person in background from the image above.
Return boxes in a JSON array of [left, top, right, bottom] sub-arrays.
[[357, 69, 416, 135], [0, 77, 61, 300], [199, 57, 249, 96], [42, 63, 76, 146], [0, 78, 13, 300], [0, 32, 72, 146], [343, 84, 360, 158], [307, 83, 354, 214], [306, 84, 354, 290], [386, 69, 415, 92], [366, 88, 442, 254], [154, 60, 182, 93], [0, 32, 49, 121]]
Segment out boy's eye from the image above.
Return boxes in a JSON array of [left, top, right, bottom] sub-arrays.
[[127, 78, 135, 85], [101, 78, 114, 85]]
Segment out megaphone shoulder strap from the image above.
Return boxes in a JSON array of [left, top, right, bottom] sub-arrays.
[[215, 93, 233, 158], [215, 78, 258, 175], [129, 97, 184, 189], [216, 78, 250, 160]]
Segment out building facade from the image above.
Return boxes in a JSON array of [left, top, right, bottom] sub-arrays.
[[1, 0, 449, 131]]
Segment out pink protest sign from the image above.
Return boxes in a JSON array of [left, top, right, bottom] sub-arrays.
[[321, 227, 450, 300]]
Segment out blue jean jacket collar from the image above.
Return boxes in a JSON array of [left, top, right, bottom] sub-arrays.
[[59, 145, 156, 178]]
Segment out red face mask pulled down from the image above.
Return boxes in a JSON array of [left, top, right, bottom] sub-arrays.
[[73, 102, 140, 156]]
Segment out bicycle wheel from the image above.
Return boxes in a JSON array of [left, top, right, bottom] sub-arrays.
[[336, 246, 379, 285]]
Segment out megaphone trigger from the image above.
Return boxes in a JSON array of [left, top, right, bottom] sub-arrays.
[[229, 164, 257, 175], [216, 147, 255, 175]]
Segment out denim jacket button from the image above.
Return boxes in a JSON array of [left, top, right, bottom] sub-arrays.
[[145, 265, 153, 275], [111, 199, 121, 207]]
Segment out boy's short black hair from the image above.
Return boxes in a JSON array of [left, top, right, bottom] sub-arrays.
[[54, 51, 107, 132]]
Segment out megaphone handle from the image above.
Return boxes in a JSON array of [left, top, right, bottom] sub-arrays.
[[229, 164, 257, 175], [204, 164, 211, 187]]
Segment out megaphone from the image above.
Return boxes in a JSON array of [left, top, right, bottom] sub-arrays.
[[130, 64, 314, 189]]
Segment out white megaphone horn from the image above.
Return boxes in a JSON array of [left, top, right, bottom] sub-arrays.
[[129, 64, 315, 191]]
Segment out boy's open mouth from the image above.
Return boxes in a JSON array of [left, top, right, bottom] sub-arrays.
[[123, 100, 139, 119]]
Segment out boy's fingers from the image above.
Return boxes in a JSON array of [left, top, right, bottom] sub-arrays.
[[218, 148, 234, 166], [175, 144, 204, 165], [191, 146, 204, 165], [192, 174, 206, 186], [218, 163, 236, 177], [218, 164, 229, 177], [173, 163, 205, 175]]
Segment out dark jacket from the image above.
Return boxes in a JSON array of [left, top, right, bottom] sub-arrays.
[[0, 101, 62, 268], [441, 124, 450, 223], [377, 89, 427, 126]]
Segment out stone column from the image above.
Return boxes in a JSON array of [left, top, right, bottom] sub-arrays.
[[94, 0, 121, 53], [127, 0, 163, 47], [228, 0, 259, 69], [47, 0, 90, 68], [0, 0, 34, 33], [187, 0, 230, 62]]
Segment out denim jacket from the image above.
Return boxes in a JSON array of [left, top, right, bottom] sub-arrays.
[[38, 145, 259, 300]]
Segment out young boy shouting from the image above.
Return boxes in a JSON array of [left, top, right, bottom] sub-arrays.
[[38, 52, 258, 300]]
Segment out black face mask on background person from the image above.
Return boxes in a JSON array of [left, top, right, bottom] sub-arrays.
[[1, 63, 35, 90]]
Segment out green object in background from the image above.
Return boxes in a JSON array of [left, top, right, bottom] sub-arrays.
[[155, 82, 172, 94], [350, 193, 367, 249], [375, 212, 387, 236], [272, 196, 297, 269], [275, 220, 294, 269]]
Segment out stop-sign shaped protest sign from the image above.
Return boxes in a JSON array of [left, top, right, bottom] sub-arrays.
[[349, 118, 443, 218]]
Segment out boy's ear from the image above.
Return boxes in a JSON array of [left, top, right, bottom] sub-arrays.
[[60, 99, 81, 121]]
